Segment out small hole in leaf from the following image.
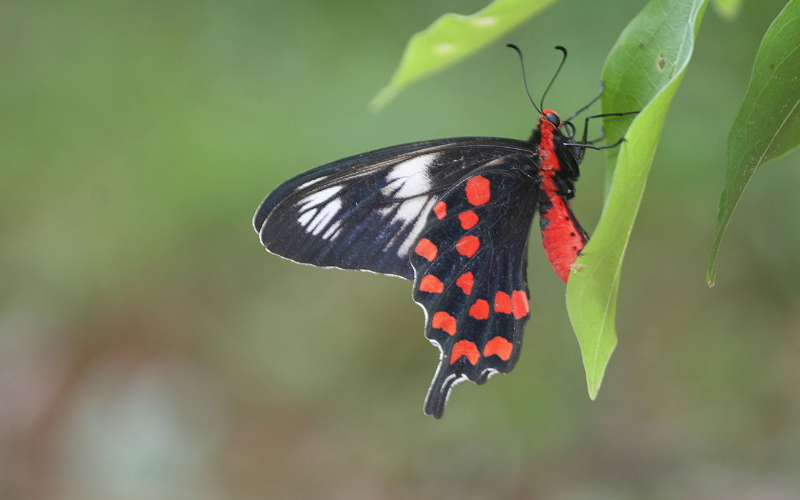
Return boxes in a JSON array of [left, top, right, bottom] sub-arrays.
[[657, 53, 667, 71]]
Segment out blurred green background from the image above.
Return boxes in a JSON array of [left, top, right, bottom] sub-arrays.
[[3, 0, 800, 498]]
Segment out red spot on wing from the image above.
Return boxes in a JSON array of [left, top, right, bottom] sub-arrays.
[[456, 272, 474, 295], [450, 340, 480, 365], [414, 238, 438, 261], [419, 275, 444, 293], [433, 201, 447, 220], [494, 291, 512, 314], [483, 336, 513, 361], [512, 290, 529, 319], [458, 210, 479, 230], [465, 176, 491, 206], [432, 312, 457, 335], [469, 299, 490, 320], [456, 235, 480, 257]]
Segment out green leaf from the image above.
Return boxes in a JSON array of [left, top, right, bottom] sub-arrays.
[[707, 0, 800, 286], [566, 0, 709, 399], [370, 0, 559, 110], [712, 0, 743, 21]]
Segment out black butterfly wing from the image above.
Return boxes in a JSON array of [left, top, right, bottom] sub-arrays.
[[409, 154, 540, 418], [254, 138, 534, 279]]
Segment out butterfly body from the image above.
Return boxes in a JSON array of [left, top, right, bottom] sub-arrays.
[[255, 109, 590, 418], [534, 111, 589, 281]]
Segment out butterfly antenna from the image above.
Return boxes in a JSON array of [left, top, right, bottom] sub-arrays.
[[506, 44, 542, 114], [540, 46, 568, 110]]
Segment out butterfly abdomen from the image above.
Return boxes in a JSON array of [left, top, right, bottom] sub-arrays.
[[538, 188, 587, 281]]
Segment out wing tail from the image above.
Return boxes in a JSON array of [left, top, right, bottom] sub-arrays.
[[423, 364, 465, 419]]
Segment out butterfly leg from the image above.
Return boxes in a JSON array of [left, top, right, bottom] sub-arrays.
[[586, 126, 605, 145], [563, 110, 640, 161], [579, 111, 640, 144], [564, 81, 605, 123]]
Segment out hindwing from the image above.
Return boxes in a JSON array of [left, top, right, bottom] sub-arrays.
[[409, 154, 540, 418]]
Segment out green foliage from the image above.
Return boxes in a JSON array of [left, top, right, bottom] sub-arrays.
[[6, 0, 800, 495], [566, 0, 709, 398], [370, 0, 559, 110], [712, 0, 743, 20], [707, 0, 800, 285], [371, 0, 800, 400]]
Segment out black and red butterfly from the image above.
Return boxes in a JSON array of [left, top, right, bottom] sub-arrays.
[[253, 45, 635, 418]]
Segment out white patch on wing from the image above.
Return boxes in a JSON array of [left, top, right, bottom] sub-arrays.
[[394, 197, 428, 225], [375, 154, 439, 256], [396, 197, 436, 256], [306, 198, 343, 236], [296, 186, 344, 239], [381, 154, 436, 200], [322, 220, 341, 240], [297, 209, 317, 227], [441, 374, 467, 406], [297, 186, 342, 211], [449, 374, 467, 389], [297, 175, 329, 190]]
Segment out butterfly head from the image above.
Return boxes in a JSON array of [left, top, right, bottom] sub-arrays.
[[539, 109, 561, 131]]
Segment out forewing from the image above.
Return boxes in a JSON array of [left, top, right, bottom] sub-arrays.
[[409, 154, 540, 418], [255, 138, 532, 279]]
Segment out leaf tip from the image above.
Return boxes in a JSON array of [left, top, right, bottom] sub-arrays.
[[585, 358, 611, 401], [707, 241, 721, 287], [706, 264, 717, 287], [584, 332, 618, 401]]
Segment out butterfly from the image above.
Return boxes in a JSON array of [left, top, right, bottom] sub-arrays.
[[253, 45, 636, 418]]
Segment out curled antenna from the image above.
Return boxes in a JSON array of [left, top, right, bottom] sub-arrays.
[[506, 44, 542, 114], [540, 46, 568, 111]]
